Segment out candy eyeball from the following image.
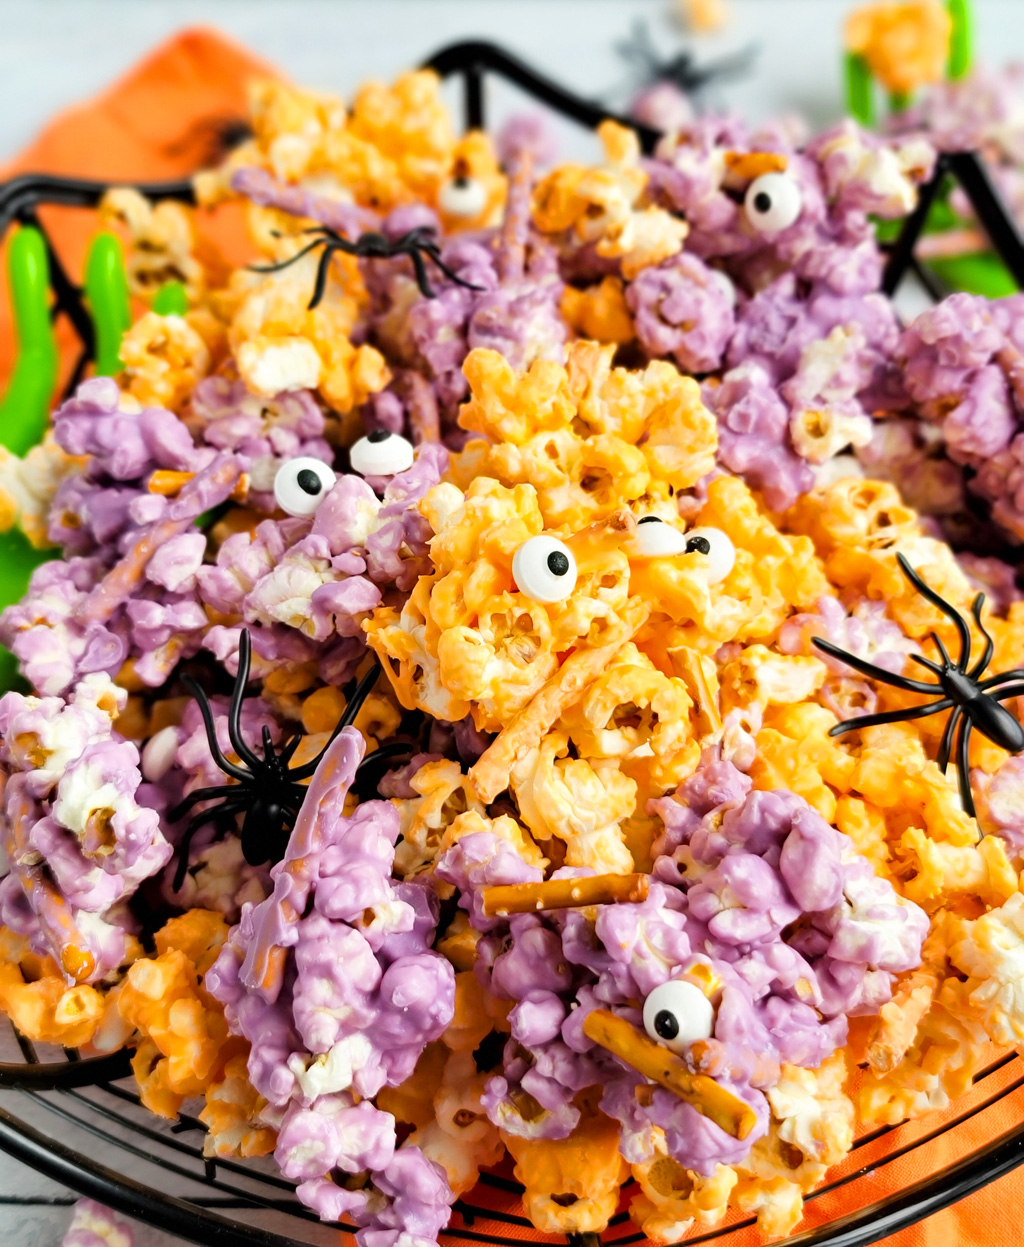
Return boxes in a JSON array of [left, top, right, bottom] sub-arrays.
[[349, 429, 415, 477], [744, 171, 802, 234], [438, 174, 488, 219], [629, 516, 690, 558], [642, 979, 715, 1054], [512, 536, 578, 603], [685, 527, 735, 584], [273, 456, 337, 517]]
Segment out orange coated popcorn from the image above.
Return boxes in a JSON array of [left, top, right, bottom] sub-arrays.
[[503, 1106, 630, 1234], [846, 1, 952, 97], [532, 121, 688, 279], [118, 910, 232, 1119]]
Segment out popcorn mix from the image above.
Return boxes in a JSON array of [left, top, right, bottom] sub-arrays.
[[3, 47, 1024, 1247]]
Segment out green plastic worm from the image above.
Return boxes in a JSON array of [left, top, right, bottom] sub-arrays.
[[84, 231, 132, 377], [844, 51, 875, 128], [0, 226, 59, 457], [152, 279, 189, 317], [947, 0, 973, 81]]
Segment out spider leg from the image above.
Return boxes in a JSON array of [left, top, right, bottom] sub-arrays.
[[289, 660, 383, 780], [262, 724, 276, 765], [181, 676, 249, 782], [828, 698, 952, 738], [279, 734, 303, 765], [307, 242, 347, 310], [979, 669, 1024, 689], [171, 799, 247, 891], [909, 652, 944, 676], [168, 782, 238, 823], [937, 706, 962, 774], [956, 716, 976, 820], [990, 682, 1024, 701], [227, 631, 263, 772], [426, 249, 485, 292], [249, 237, 329, 274], [811, 637, 939, 694], [930, 632, 952, 668], [968, 594, 994, 680], [356, 741, 415, 768], [896, 554, 972, 670], [405, 249, 435, 299], [301, 226, 343, 242]]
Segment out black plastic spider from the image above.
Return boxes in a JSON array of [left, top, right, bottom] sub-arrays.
[[249, 224, 482, 307], [168, 631, 408, 889], [615, 20, 756, 104], [812, 553, 1024, 819]]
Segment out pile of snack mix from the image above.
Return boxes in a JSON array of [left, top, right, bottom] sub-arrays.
[[7, 49, 1024, 1247]]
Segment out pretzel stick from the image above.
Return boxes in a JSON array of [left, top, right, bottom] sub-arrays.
[[469, 599, 652, 803], [583, 1008, 757, 1141], [240, 727, 364, 1001], [676, 647, 723, 736], [148, 468, 248, 501], [0, 775, 95, 983], [83, 455, 241, 623], [497, 146, 533, 284], [399, 370, 441, 444], [482, 873, 649, 916]]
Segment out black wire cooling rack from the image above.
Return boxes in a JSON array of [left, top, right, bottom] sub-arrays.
[[3, 1015, 1024, 1247], [3, 35, 1024, 1247]]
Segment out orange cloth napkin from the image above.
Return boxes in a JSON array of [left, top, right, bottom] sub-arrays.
[[0, 25, 276, 387], [2, 22, 1021, 1247]]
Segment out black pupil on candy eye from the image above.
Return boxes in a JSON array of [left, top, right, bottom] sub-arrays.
[[453, 175, 470, 189], [638, 516, 661, 524], [754, 191, 772, 214], [686, 535, 712, 555], [367, 429, 390, 443], [296, 469, 323, 496], [547, 551, 570, 577], [654, 1010, 679, 1040]]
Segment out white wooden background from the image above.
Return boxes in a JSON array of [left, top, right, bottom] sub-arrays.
[[1, 0, 1023, 1242]]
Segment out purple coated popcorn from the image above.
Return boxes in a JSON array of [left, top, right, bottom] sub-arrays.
[[365, 149, 565, 443], [627, 251, 736, 373], [188, 378, 332, 511], [0, 675, 170, 982], [206, 728, 456, 1240], [61, 1198, 135, 1247], [434, 756, 926, 1179]]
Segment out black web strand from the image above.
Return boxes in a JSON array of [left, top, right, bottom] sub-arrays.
[[896, 554, 973, 668], [812, 637, 939, 695], [828, 697, 953, 738]]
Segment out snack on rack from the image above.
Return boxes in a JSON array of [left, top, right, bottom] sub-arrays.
[[2, 43, 1024, 1247]]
